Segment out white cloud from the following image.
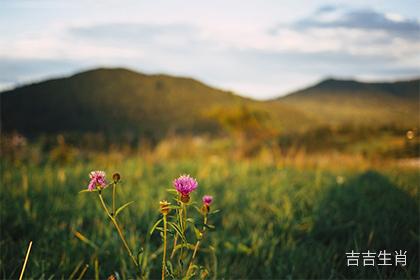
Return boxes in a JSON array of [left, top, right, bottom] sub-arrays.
[[1, 2, 419, 99]]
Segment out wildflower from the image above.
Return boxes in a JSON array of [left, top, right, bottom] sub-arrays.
[[160, 200, 171, 215], [173, 174, 198, 203], [202, 195, 213, 213], [88, 170, 107, 191], [202, 195, 213, 206]]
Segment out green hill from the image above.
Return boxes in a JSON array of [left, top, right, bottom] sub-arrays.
[[277, 78, 419, 126], [0, 68, 308, 140], [1, 68, 418, 141]]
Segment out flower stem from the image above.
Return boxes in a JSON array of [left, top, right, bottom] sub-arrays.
[[186, 215, 207, 277], [162, 214, 168, 280], [98, 192, 138, 268], [170, 235, 178, 259], [170, 200, 184, 259], [179, 202, 187, 274], [112, 183, 116, 215]]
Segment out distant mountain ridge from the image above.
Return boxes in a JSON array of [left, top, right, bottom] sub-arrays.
[[0, 68, 308, 139], [282, 78, 419, 99], [1, 68, 418, 139], [278, 77, 419, 126]]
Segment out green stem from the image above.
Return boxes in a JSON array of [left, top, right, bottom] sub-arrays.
[[112, 183, 116, 215], [186, 214, 207, 277], [162, 214, 167, 280], [170, 235, 178, 259], [170, 200, 183, 259], [179, 202, 187, 274], [170, 206, 181, 259], [98, 192, 138, 268], [182, 203, 187, 232]]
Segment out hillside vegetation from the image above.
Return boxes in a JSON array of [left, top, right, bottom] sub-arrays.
[[1, 68, 418, 142], [0, 68, 308, 140], [279, 78, 419, 126]]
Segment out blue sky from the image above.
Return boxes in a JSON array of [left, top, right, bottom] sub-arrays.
[[1, 0, 419, 99]]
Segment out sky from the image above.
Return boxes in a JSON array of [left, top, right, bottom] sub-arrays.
[[0, 0, 419, 99]]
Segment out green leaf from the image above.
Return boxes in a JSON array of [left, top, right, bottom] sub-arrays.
[[79, 189, 98, 193], [204, 224, 215, 230], [149, 218, 163, 235], [193, 226, 202, 240], [166, 260, 173, 275], [137, 247, 144, 268], [209, 209, 221, 215], [168, 222, 187, 243], [74, 230, 98, 249], [186, 218, 195, 224], [193, 205, 202, 213], [114, 201, 135, 217], [165, 189, 178, 194], [173, 243, 195, 251]]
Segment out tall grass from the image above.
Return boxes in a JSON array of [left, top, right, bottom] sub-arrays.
[[0, 155, 418, 279]]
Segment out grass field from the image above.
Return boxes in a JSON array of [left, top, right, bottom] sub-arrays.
[[1, 152, 418, 279]]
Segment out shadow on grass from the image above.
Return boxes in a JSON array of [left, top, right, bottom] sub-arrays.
[[311, 170, 419, 279]]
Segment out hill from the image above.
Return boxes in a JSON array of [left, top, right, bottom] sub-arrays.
[[277, 78, 419, 126], [0, 68, 308, 140], [1, 68, 418, 142]]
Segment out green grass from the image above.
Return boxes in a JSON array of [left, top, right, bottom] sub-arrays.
[[1, 157, 418, 279]]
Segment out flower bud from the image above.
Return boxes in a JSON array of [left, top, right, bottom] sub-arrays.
[[112, 172, 121, 183], [160, 200, 170, 215], [201, 204, 210, 214], [180, 194, 190, 203]]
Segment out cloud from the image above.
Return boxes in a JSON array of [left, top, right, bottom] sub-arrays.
[[70, 23, 203, 51], [1, 3, 419, 99], [267, 6, 420, 66], [293, 6, 420, 40]]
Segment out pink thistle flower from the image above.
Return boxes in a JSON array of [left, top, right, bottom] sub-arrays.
[[202, 195, 213, 206], [88, 170, 107, 191], [173, 174, 198, 197]]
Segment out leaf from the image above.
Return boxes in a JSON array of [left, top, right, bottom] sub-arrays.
[[79, 189, 98, 193], [173, 243, 196, 251], [186, 218, 195, 224], [168, 222, 187, 243], [193, 205, 202, 213], [114, 201, 134, 217], [165, 189, 178, 194], [137, 247, 144, 268], [193, 226, 202, 240], [209, 209, 221, 215], [73, 231, 98, 249], [204, 224, 215, 230], [166, 260, 174, 275], [149, 218, 163, 235]]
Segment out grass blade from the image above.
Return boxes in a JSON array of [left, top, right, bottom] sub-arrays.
[[18, 241, 33, 280]]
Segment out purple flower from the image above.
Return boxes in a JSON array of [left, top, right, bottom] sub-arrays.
[[88, 170, 107, 191], [202, 195, 213, 206], [173, 174, 198, 196]]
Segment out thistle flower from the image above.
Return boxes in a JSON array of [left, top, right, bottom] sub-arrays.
[[173, 174, 198, 203], [202, 195, 213, 206], [160, 200, 171, 215], [88, 170, 107, 191], [202, 195, 213, 213]]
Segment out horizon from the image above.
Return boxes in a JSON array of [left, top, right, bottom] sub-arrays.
[[1, 0, 419, 99]]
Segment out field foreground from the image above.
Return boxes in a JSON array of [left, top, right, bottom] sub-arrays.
[[1, 156, 419, 279]]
